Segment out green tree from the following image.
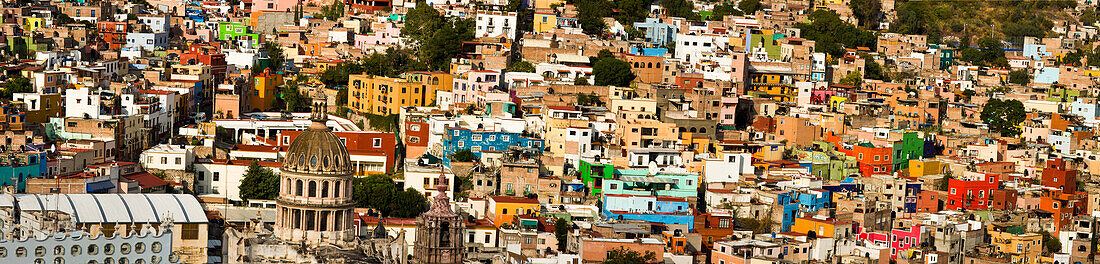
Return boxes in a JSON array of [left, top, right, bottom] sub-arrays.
[[849, 0, 882, 29], [796, 10, 878, 56], [555, 218, 569, 252], [10, 37, 28, 60], [738, 0, 762, 15], [1040, 230, 1061, 254], [507, 61, 536, 73], [838, 71, 863, 86], [660, 0, 699, 20], [262, 41, 285, 73], [320, 0, 345, 20], [574, 77, 589, 85], [0, 75, 32, 100], [708, 3, 744, 21], [239, 161, 280, 201], [279, 80, 311, 112], [402, 2, 475, 70], [353, 176, 430, 218], [1008, 70, 1031, 85], [864, 58, 889, 81], [453, 149, 478, 162], [604, 247, 657, 264], [593, 58, 636, 87], [980, 98, 1026, 136]]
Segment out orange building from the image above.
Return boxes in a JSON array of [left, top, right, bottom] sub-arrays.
[[625, 54, 664, 84]]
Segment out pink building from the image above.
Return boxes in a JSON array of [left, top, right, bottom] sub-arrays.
[[355, 23, 401, 49], [719, 96, 738, 126], [252, 0, 298, 12], [452, 70, 501, 105], [856, 224, 924, 260]]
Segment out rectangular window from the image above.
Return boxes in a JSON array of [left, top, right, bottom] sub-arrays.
[[472, 134, 482, 141], [213, 172, 220, 181], [181, 224, 200, 240], [489, 135, 496, 141], [373, 138, 383, 148], [502, 135, 510, 141]]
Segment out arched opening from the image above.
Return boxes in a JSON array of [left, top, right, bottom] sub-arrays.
[[440, 222, 451, 247], [308, 181, 317, 197], [322, 181, 330, 197], [295, 180, 303, 196], [334, 181, 341, 197], [690, 127, 698, 133]]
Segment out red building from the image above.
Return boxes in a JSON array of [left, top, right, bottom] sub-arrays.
[[97, 21, 129, 50], [404, 120, 429, 160], [1042, 158, 1077, 194], [915, 190, 946, 213], [1040, 190, 1085, 232], [989, 189, 1018, 211], [834, 142, 892, 177], [179, 43, 228, 82], [946, 173, 998, 210], [277, 130, 397, 174], [346, 0, 391, 12]]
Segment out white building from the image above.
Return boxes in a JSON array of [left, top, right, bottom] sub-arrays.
[[139, 144, 195, 171], [475, 10, 518, 39], [703, 154, 754, 186], [125, 32, 170, 51], [64, 86, 107, 119], [194, 159, 283, 202], [403, 161, 454, 200], [136, 15, 171, 32], [674, 33, 730, 64]]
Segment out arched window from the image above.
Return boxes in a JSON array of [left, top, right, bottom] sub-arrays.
[[322, 181, 330, 197], [295, 180, 303, 196], [308, 181, 317, 197], [440, 222, 451, 247], [700, 128, 707, 133], [690, 127, 698, 133], [334, 181, 341, 197], [648, 62, 653, 68]]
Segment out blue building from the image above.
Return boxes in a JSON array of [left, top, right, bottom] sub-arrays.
[[0, 152, 47, 192], [441, 127, 543, 165], [633, 18, 677, 47], [602, 194, 695, 231], [1023, 44, 1051, 60], [775, 189, 832, 232]]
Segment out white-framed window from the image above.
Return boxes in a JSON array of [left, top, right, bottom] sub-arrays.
[[472, 146, 482, 152], [489, 135, 496, 141], [472, 134, 483, 141], [373, 138, 382, 148], [411, 124, 421, 131], [502, 135, 510, 141], [453, 130, 461, 136], [457, 141, 465, 148]]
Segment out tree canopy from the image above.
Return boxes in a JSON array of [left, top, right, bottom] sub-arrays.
[[738, 0, 762, 15], [262, 41, 286, 73], [555, 218, 569, 252], [0, 75, 32, 101], [604, 247, 657, 264], [795, 10, 877, 56], [453, 149, 479, 162], [849, 0, 882, 29], [660, 0, 699, 20], [958, 37, 1008, 67], [980, 98, 1025, 137], [593, 57, 635, 87], [708, 3, 743, 21], [1008, 70, 1031, 85], [239, 161, 280, 201], [353, 176, 430, 218], [402, 2, 475, 71], [838, 71, 863, 87], [507, 61, 536, 73]]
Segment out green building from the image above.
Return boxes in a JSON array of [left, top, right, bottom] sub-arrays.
[[579, 160, 615, 195], [892, 132, 924, 171], [218, 22, 261, 48], [795, 141, 858, 181]]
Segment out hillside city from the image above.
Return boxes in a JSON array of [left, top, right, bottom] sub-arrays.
[[0, 0, 1097, 263]]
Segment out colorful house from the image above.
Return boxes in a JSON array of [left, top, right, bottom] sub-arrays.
[[602, 194, 695, 231], [488, 196, 540, 227], [218, 22, 262, 48], [946, 173, 998, 210], [789, 216, 853, 238], [989, 230, 1043, 264], [856, 224, 924, 260], [578, 160, 614, 195], [251, 69, 284, 111], [891, 132, 924, 171], [440, 127, 544, 165]]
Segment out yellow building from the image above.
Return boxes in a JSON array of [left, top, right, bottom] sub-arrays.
[[748, 72, 798, 102], [348, 73, 445, 116], [909, 160, 942, 178], [488, 196, 540, 227], [21, 17, 44, 32], [252, 71, 284, 111], [989, 230, 1042, 264], [534, 13, 557, 33], [790, 216, 852, 238]]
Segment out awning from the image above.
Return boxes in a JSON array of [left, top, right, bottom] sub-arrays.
[[619, 176, 678, 184], [86, 180, 115, 193]]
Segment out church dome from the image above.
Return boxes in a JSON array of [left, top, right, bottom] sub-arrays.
[[281, 91, 353, 176]]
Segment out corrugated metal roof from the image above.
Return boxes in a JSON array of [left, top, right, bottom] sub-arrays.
[[7, 194, 207, 224]]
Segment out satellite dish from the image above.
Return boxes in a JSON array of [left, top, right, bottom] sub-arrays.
[[647, 161, 659, 175]]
